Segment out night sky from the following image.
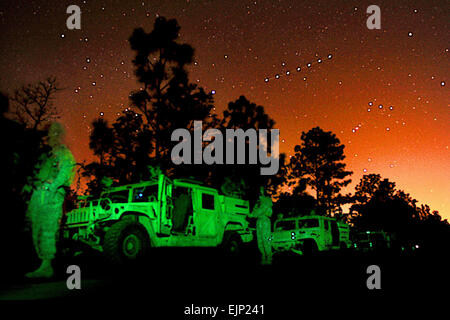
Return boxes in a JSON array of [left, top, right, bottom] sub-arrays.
[[0, 0, 448, 218]]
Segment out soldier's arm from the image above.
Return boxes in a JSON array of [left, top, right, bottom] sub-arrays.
[[22, 153, 45, 190], [48, 149, 76, 192]]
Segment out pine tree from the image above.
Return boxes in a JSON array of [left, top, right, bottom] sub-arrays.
[[288, 127, 352, 215]]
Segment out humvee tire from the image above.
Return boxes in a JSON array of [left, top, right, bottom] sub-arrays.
[[58, 229, 86, 258], [221, 232, 243, 258], [58, 238, 86, 258], [340, 241, 348, 251], [302, 239, 318, 256], [103, 219, 150, 264]]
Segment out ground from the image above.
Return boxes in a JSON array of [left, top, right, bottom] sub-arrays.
[[1, 242, 447, 316]]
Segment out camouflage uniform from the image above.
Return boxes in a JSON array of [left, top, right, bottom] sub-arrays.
[[220, 177, 246, 198], [252, 195, 273, 265], [27, 145, 75, 261]]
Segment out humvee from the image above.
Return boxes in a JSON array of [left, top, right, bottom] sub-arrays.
[[63, 174, 253, 263], [352, 230, 391, 252], [271, 215, 351, 255]]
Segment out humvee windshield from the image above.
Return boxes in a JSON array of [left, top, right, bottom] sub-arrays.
[[102, 190, 130, 203], [371, 232, 386, 240], [354, 233, 369, 241], [81, 200, 98, 208], [275, 220, 296, 231], [297, 218, 319, 228], [132, 184, 158, 202], [355, 232, 385, 241]]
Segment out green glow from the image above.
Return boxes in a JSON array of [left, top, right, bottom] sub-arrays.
[[271, 215, 352, 254], [25, 123, 76, 278], [64, 173, 255, 263]]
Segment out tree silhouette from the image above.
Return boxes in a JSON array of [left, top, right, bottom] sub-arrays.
[[88, 118, 114, 166], [84, 17, 217, 191], [0, 91, 49, 200], [111, 110, 149, 182], [349, 174, 395, 228], [215, 95, 283, 202], [352, 174, 396, 206], [273, 182, 316, 220], [83, 110, 154, 195], [0, 92, 50, 263], [220, 95, 275, 130], [287, 127, 352, 215], [350, 173, 450, 251], [1, 92, 25, 190], [83, 118, 115, 195], [85, 18, 285, 202], [9, 77, 61, 130], [128, 17, 216, 171]]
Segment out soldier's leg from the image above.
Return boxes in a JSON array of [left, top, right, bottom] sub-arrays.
[[256, 221, 270, 265], [262, 236, 272, 265], [256, 233, 266, 264], [26, 192, 63, 278], [29, 191, 43, 259], [26, 191, 49, 278], [31, 214, 42, 259], [259, 237, 272, 265], [259, 219, 272, 265], [39, 203, 62, 261], [263, 219, 273, 264]]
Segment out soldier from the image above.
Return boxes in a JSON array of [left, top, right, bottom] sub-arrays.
[[220, 176, 246, 198], [251, 187, 273, 265], [24, 122, 75, 278], [100, 176, 113, 189], [147, 165, 162, 179]]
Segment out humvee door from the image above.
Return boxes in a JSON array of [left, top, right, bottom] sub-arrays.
[[157, 174, 173, 236]]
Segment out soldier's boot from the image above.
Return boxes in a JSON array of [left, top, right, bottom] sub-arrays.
[[25, 259, 54, 279], [261, 252, 273, 265]]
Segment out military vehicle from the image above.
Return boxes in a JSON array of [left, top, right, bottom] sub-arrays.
[[271, 215, 351, 255], [63, 174, 253, 263], [352, 230, 391, 252]]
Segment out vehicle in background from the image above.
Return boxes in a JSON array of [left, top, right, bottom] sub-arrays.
[[271, 215, 352, 255], [352, 230, 391, 252]]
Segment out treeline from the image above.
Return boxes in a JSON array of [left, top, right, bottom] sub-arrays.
[[2, 17, 448, 252], [82, 17, 353, 211], [0, 81, 58, 259]]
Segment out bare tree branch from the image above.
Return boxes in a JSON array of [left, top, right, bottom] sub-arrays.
[[10, 77, 61, 130]]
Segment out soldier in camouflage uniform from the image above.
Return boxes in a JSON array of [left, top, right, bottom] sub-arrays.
[[24, 122, 75, 279], [220, 176, 246, 198], [251, 187, 273, 265]]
